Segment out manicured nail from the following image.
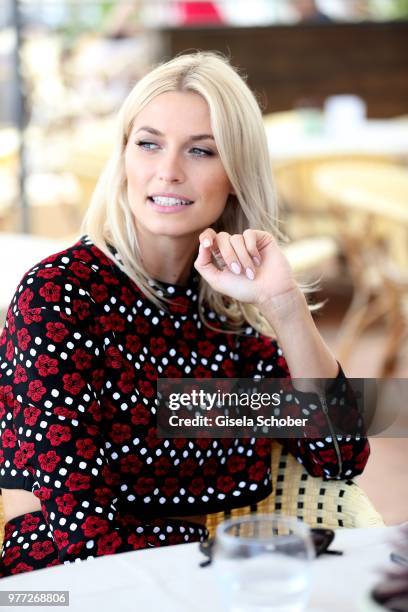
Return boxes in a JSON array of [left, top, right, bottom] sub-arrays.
[[203, 238, 211, 248], [253, 256, 261, 267], [231, 262, 241, 275], [246, 267, 255, 280]]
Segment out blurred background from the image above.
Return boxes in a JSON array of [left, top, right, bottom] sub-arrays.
[[1, 0, 407, 524]]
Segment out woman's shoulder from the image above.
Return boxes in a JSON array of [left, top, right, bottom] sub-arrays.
[[23, 235, 111, 276], [7, 235, 117, 317]]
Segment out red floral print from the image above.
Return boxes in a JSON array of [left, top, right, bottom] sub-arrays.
[[76, 438, 97, 459], [35, 354, 59, 377], [45, 321, 69, 342], [18, 288, 34, 312], [120, 455, 142, 474], [53, 530, 69, 550], [38, 450, 61, 472], [17, 328, 31, 350], [39, 282, 61, 303], [82, 516, 109, 538], [71, 349, 93, 370], [65, 472, 91, 491], [20, 515, 41, 533], [28, 540, 55, 560], [110, 423, 131, 444], [216, 475, 235, 493], [13, 364, 27, 384], [149, 337, 167, 356], [248, 461, 267, 482], [55, 493, 77, 515], [37, 268, 61, 279], [46, 425, 71, 446], [27, 380, 46, 402], [62, 372, 85, 395], [96, 532, 122, 556]]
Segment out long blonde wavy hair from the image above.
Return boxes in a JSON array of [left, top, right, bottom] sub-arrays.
[[82, 51, 310, 338]]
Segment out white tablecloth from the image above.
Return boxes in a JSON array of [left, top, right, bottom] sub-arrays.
[[0, 527, 399, 611]]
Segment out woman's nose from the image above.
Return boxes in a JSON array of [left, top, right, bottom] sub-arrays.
[[157, 152, 185, 183]]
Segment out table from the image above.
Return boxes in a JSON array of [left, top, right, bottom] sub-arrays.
[[0, 527, 400, 611], [265, 114, 408, 163], [313, 162, 408, 226]]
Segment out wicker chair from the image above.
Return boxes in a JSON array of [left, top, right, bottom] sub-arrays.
[[0, 442, 383, 552], [206, 440, 384, 537], [312, 160, 408, 376]]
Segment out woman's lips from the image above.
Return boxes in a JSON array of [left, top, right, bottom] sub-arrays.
[[147, 196, 194, 214]]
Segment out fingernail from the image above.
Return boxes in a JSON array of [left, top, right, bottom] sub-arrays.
[[253, 256, 261, 267], [246, 267, 255, 280], [231, 262, 241, 275], [203, 239, 211, 248]]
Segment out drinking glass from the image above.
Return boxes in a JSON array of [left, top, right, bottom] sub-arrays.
[[213, 514, 315, 612]]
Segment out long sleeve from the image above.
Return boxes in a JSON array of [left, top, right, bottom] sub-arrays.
[[238, 333, 370, 481]]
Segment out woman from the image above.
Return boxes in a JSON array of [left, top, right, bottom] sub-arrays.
[[0, 52, 369, 576]]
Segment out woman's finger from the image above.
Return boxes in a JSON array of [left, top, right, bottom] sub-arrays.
[[243, 229, 262, 267], [194, 241, 224, 288], [229, 234, 256, 280], [198, 228, 217, 249], [195, 241, 212, 267], [214, 232, 242, 275]]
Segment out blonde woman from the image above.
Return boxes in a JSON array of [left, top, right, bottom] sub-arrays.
[[0, 52, 369, 575]]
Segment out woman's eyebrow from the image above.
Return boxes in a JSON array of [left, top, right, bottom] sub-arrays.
[[190, 134, 215, 142], [135, 126, 215, 141]]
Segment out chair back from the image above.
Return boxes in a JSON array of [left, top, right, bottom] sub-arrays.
[[206, 440, 384, 538]]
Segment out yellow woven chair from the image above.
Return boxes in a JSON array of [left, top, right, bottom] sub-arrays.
[[206, 440, 384, 538]]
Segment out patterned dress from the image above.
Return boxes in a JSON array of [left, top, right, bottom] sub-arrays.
[[0, 236, 369, 575]]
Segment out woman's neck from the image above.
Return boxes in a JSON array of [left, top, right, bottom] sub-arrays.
[[137, 232, 198, 286]]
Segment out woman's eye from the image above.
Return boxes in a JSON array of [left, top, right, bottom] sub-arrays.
[[190, 147, 214, 157], [136, 140, 159, 151]]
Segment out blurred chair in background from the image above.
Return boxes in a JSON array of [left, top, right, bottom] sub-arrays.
[[64, 119, 114, 216], [312, 160, 408, 376], [273, 154, 399, 242], [2, 172, 82, 238], [281, 235, 339, 298]]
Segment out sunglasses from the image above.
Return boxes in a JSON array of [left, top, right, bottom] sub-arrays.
[[199, 528, 343, 568]]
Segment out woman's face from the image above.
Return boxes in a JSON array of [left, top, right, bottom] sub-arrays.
[[124, 91, 234, 242]]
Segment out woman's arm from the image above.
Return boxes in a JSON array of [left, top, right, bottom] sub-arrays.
[[194, 229, 370, 480], [256, 285, 339, 380]]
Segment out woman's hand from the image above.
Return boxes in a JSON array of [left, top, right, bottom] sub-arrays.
[[194, 229, 297, 306], [194, 229, 340, 380]]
